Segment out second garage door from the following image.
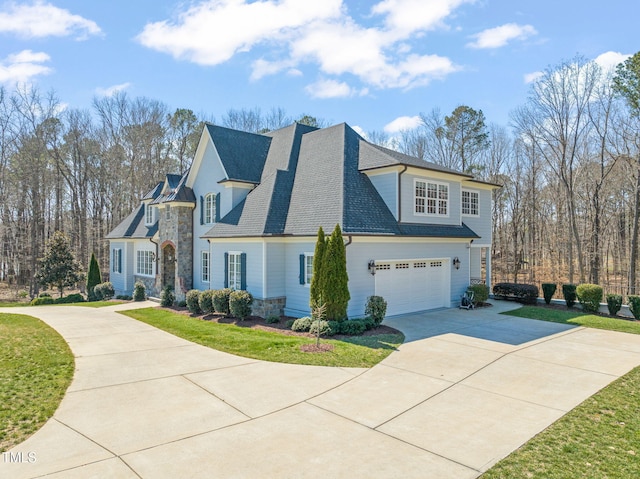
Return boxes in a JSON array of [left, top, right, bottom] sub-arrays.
[[374, 259, 449, 316]]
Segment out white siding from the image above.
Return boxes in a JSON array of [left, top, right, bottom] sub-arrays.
[[368, 172, 397, 219], [400, 173, 461, 225]]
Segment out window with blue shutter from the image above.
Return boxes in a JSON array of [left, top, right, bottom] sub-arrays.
[[240, 253, 247, 290], [299, 254, 305, 284], [200, 196, 204, 225], [215, 193, 221, 222], [224, 252, 229, 288]]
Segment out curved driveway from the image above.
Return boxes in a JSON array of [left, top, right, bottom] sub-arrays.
[[3, 300, 640, 478]]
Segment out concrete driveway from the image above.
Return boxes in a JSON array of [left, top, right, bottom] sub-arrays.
[[3, 300, 640, 478]]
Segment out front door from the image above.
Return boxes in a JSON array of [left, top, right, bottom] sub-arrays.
[[162, 244, 176, 291]]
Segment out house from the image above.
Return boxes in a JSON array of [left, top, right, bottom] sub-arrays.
[[106, 122, 499, 318]]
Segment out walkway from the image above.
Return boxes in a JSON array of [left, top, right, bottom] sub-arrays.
[[2, 300, 640, 478]]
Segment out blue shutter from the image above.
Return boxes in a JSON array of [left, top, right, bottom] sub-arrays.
[[240, 253, 247, 290], [299, 254, 305, 284], [199, 196, 204, 225], [215, 193, 221, 222], [224, 252, 228, 288], [118, 249, 122, 274]]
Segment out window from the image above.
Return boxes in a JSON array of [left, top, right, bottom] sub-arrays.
[[462, 190, 479, 216], [228, 252, 242, 290], [165, 205, 171, 220], [201, 251, 210, 283], [136, 250, 154, 276], [112, 248, 122, 273], [145, 204, 155, 225], [415, 180, 448, 216], [204, 193, 216, 224]]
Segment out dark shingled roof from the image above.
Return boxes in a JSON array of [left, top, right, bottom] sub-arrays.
[[151, 171, 196, 204], [205, 123, 272, 183], [142, 182, 163, 200], [106, 204, 158, 239]]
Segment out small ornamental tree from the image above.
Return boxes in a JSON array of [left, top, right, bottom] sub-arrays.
[[86, 252, 102, 301], [309, 226, 326, 308], [36, 231, 83, 298], [322, 224, 350, 321]]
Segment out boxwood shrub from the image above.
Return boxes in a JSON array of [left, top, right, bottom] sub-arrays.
[[133, 281, 146, 301], [338, 320, 367, 336], [94, 282, 115, 301], [562, 284, 577, 308], [186, 289, 201, 314], [30, 296, 55, 305], [492, 282, 539, 304], [199, 290, 214, 313], [541, 283, 557, 305], [469, 284, 489, 304], [606, 294, 623, 316], [628, 295, 640, 320], [55, 293, 85, 304], [291, 316, 312, 332], [576, 284, 603, 313], [212, 288, 232, 316], [229, 290, 253, 320]]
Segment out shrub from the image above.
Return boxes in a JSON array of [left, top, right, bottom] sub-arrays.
[[94, 282, 115, 300], [493, 283, 539, 304], [326, 320, 340, 336], [229, 290, 253, 320], [133, 281, 146, 301], [606, 294, 623, 316], [54, 293, 85, 304], [576, 284, 603, 313], [338, 320, 366, 336], [291, 316, 312, 332], [212, 288, 232, 316], [30, 296, 55, 305], [361, 316, 376, 331], [186, 289, 202, 314], [469, 284, 489, 304], [199, 290, 214, 313], [285, 319, 295, 329], [628, 295, 640, 320], [39, 292, 52, 298], [265, 315, 280, 324], [116, 294, 132, 301], [541, 283, 557, 305], [364, 295, 387, 327], [309, 319, 331, 336], [160, 286, 175, 307], [177, 300, 187, 307], [86, 252, 102, 301], [562, 284, 577, 308]]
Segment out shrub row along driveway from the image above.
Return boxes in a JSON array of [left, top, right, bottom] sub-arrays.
[[2, 301, 640, 478]]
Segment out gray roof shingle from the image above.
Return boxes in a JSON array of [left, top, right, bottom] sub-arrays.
[[105, 204, 158, 239]]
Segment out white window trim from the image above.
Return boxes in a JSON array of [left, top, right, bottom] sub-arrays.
[[165, 204, 171, 220], [461, 189, 480, 217], [304, 252, 314, 286], [201, 250, 210, 283], [414, 178, 449, 218], [145, 204, 155, 225], [112, 248, 122, 274], [204, 193, 216, 225], [228, 251, 242, 290], [136, 250, 154, 277]]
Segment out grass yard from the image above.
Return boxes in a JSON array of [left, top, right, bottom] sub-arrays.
[[121, 308, 404, 368], [0, 313, 74, 453], [502, 306, 640, 335], [0, 301, 29, 307]]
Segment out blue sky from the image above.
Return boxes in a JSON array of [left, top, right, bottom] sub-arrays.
[[0, 0, 636, 135]]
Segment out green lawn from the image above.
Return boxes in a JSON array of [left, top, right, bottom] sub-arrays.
[[120, 308, 404, 368], [0, 300, 126, 308], [0, 313, 74, 453], [482, 305, 640, 478], [502, 306, 640, 335], [0, 301, 30, 307]]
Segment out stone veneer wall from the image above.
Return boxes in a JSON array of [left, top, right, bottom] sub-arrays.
[[134, 275, 157, 298], [252, 297, 286, 318], [158, 204, 194, 302]]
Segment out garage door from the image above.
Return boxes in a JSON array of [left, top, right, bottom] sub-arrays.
[[374, 259, 449, 316]]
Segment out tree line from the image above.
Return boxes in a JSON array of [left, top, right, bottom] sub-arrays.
[[1, 51, 639, 299]]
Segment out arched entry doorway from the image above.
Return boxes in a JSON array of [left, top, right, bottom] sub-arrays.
[[162, 244, 176, 290]]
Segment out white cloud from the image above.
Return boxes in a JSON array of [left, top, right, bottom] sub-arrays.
[[524, 71, 543, 84], [594, 51, 630, 73], [95, 82, 132, 97], [384, 115, 422, 133], [467, 23, 537, 49], [137, 0, 466, 96], [352, 125, 367, 138], [0, 1, 101, 39], [0, 49, 52, 84]]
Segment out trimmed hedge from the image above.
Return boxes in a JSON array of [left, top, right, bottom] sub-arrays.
[[186, 289, 201, 314], [492, 282, 539, 304], [291, 316, 312, 332], [576, 284, 603, 313], [31, 296, 55, 305], [562, 284, 577, 308], [133, 281, 146, 301], [606, 294, 623, 316], [199, 290, 214, 314], [212, 288, 232, 316], [469, 284, 489, 304], [54, 293, 85, 304], [160, 286, 175, 307], [338, 320, 367, 336], [541, 283, 557, 305], [94, 282, 115, 301], [628, 295, 640, 320], [229, 290, 253, 320]]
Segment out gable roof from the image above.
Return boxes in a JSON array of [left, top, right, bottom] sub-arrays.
[[151, 171, 196, 204], [106, 203, 158, 239]]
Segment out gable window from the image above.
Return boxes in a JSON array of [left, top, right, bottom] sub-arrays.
[[112, 248, 122, 274], [415, 179, 448, 216], [201, 251, 210, 283], [299, 253, 314, 285], [145, 204, 155, 225], [462, 190, 479, 216], [204, 193, 216, 224], [165, 205, 171, 220], [226, 252, 246, 290], [136, 250, 154, 276]]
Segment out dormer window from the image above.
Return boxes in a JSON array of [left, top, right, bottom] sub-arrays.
[[145, 204, 155, 225], [204, 193, 216, 224]]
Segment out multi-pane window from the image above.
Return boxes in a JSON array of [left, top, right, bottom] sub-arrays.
[[136, 251, 154, 276], [305, 254, 314, 284], [145, 204, 155, 225], [201, 251, 210, 283], [112, 248, 122, 273], [204, 193, 216, 224], [415, 180, 448, 216], [165, 205, 171, 220], [228, 252, 242, 290], [462, 190, 479, 216]]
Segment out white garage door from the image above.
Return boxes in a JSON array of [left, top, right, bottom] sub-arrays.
[[374, 259, 449, 316]]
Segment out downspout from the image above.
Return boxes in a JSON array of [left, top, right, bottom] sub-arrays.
[[397, 165, 408, 222], [344, 235, 353, 248], [149, 235, 160, 291]]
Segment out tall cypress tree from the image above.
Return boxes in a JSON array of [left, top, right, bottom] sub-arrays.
[[309, 226, 326, 308], [86, 252, 102, 301], [322, 224, 350, 321]]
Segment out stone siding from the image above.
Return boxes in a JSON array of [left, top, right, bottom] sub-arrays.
[[133, 275, 157, 298], [158, 204, 194, 302], [252, 297, 286, 319]]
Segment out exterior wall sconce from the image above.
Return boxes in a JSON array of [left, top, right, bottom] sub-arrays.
[[150, 252, 157, 262], [368, 260, 376, 275], [453, 257, 461, 270]]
